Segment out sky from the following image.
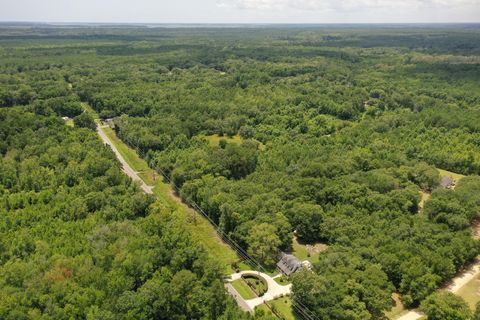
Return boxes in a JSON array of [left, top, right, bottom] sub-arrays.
[[1, 0, 479, 24]]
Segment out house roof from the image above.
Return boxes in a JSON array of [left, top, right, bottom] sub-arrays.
[[277, 252, 302, 276], [440, 176, 455, 188]]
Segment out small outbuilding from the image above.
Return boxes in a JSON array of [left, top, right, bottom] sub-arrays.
[[440, 176, 455, 189], [277, 252, 303, 276]]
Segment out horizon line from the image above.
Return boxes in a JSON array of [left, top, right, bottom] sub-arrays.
[[1, 21, 480, 25]]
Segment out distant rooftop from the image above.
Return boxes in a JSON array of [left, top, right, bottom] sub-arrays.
[[440, 176, 455, 188]]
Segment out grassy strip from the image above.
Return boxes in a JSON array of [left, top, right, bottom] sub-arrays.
[[81, 102, 98, 118], [455, 274, 480, 310], [418, 191, 431, 210], [102, 127, 151, 176], [231, 279, 257, 300], [101, 126, 238, 274]]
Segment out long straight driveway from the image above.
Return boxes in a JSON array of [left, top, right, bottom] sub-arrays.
[[97, 125, 153, 194]]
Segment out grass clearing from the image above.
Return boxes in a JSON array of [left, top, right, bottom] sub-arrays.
[[100, 126, 238, 274], [203, 134, 242, 146], [455, 274, 480, 310], [231, 279, 257, 300], [199, 134, 266, 150], [65, 119, 74, 127], [438, 168, 465, 181], [291, 237, 327, 264]]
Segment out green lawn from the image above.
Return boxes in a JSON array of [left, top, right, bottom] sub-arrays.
[[231, 279, 257, 300], [455, 274, 480, 310], [255, 303, 275, 316], [255, 298, 295, 320], [291, 237, 327, 264], [274, 275, 290, 286], [270, 297, 295, 320], [244, 276, 267, 295], [100, 126, 238, 274]]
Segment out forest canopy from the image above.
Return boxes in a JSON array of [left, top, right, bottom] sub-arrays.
[[1, 24, 480, 320]]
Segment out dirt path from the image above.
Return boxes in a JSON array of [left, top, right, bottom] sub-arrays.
[[446, 258, 480, 293], [97, 125, 153, 194], [396, 310, 424, 320]]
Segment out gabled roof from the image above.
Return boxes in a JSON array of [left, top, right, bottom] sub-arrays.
[[277, 252, 302, 276]]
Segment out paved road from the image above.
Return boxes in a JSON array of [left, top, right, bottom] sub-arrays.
[[97, 125, 153, 194]]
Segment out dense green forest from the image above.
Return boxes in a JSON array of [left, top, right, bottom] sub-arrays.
[[1, 24, 480, 319], [0, 109, 259, 319]]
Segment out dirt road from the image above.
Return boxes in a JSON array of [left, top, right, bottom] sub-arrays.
[[396, 258, 480, 320]]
